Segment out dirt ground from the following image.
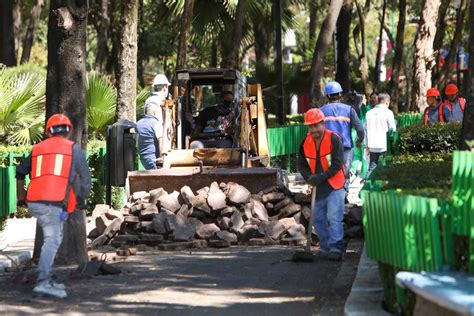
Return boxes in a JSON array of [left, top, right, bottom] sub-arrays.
[[0, 239, 363, 315]]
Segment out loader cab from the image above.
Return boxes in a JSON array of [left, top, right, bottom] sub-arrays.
[[174, 68, 247, 150]]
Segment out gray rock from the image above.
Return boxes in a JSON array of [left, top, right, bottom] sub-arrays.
[[95, 214, 111, 235], [287, 224, 306, 238], [173, 225, 196, 241], [196, 223, 220, 239], [261, 192, 285, 204], [180, 185, 195, 205], [274, 197, 293, 212], [278, 203, 302, 219], [215, 231, 238, 243], [207, 182, 227, 211], [151, 213, 168, 234], [251, 199, 269, 221], [239, 225, 263, 243], [158, 191, 182, 212], [92, 204, 110, 222], [139, 205, 159, 221], [227, 183, 251, 205], [230, 211, 244, 232]]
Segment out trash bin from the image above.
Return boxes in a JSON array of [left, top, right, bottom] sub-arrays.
[[106, 120, 138, 187]]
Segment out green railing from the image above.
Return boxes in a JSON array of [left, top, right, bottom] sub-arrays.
[[267, 124, 308, 157], [0, 166, 17, 217], [395, 112, 422, 128], [361, 186, 444, 272], [451, 151, 474, 236]]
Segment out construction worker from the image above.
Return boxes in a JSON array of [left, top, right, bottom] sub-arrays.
[[137, 94, 166, 169], [443, 83, 465, 122], [16, 114, 91, 299], [151, 73, 171, 100], [365, 93, 397, 179], [320, 81, 364, 191], [190, 90, 234, 149], [424, 87, 452, 125], [298, 108, 345, 261]]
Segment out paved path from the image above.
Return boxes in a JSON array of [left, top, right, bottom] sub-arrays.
[[0, 239, 363, 315]]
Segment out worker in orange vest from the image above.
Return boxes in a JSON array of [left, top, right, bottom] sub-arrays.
[[423, 88, 452, 125], [16, 114, 91, 299], [298, 108, 346, 261], [443, 84, 466, 122]]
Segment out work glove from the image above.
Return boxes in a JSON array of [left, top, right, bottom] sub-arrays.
[[76, 197, 87, 210], [308, 173, 326, 186]]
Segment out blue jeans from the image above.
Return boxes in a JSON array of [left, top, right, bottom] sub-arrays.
[[140, 155, 157, 170], [343, 148, 354, 191], [313, 189, 345, 253], [28, 202, 64, 284]]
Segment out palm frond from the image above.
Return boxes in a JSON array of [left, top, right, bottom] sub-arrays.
[[86, 72, 117, 138]]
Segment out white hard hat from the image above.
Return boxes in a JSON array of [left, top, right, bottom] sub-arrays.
[[152, 74, 171, 86]]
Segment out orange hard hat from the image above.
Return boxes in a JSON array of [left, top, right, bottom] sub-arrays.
[[445, 84, 458, 95], [426, 88, 441, 98], [46, 114, 73, 136], [304, 108, 325, 125]]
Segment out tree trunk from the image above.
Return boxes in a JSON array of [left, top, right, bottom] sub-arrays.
[[410, 0, 440, 112], [309, 4, 318, 43], [374, 0, 387, 86], [438, 0, 467, 87], [137, 0, 145, 87], [310, 0, 344, 106], [0, 0, 17, 66], [43, 0, 89, 265], [20, 0, 44, 64], [210, 42, 218, 67], [115, 0, 138, 122], [460, 0, 474, 150], [95, 0, 109, 72], [13, 0, 21, 62], [431, 0, 451, 83], [352, 0, 372, 95], [336, 0, 352, 92], [389, 0, 407, 114], [220, 0, 246, 69], [175, 0, 194, 73], [253, 17, 273, 66], [106, 0, 119, 77]]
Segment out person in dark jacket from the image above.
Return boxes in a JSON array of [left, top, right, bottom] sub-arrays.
[[298, 108, 346, 261], [16, 114, 91, 299]]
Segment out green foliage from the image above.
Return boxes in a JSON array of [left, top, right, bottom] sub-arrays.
[[374, 152, 452, 200], [0, 216, 6, 233], [86, 72, 117, 139], [270, 153, 298, 173], [398, 122, 462, 154], [0, 65, 46, 146]]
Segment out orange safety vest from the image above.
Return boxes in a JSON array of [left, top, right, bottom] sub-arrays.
[[424, 105, 446, 125], [443, 97, 466, 112], [303, 130, 346, 190], [26, 136, 77, 213]]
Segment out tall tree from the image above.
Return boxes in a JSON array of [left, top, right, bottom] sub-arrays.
[[13, 0, 21, 62], [335, 0, 352, 92], [438, 0, 468, 87], [116, 0, 138, 122], [352, 0, 372, 95], [460, 0, 474, 149], [0, 0, 17, 66], [175, 0, 194, 72], [20, 0, 44, 64], [44, 0, 89, 265], [221, 0, 246, 68], [389, 0, 407, 114], [95, 0, 109, 72], [374, 0, 387, 86], [431, 0, 451, 83], [410, 0, 440, 112], [310, 0, 344, 105]]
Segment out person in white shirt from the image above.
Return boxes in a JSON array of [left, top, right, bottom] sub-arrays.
[[364, 93, 396, 179]]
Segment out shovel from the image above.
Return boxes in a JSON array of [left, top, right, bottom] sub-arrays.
[[291, 185, 317, 262]]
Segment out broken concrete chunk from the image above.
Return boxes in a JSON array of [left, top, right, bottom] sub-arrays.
[[105, 209, 124, 221], [176, 204, 192, 219], [251, 199, 269, 221], [180, 186, 195, 205], [245, 217, 261, 226], [261, 192, 285, 204], [287, 224, 306, 238], [151, 213, 168, 234], [132, 191, 148, 201], [196, 223, 220, 239], [217, 216, 231, 231], [209, 240, 231, 248], [95, 214, 112, 235], [274, 197, 293, 212], [220, 206, 237, 217], [279, 217, 297, 230], [242, 203, 253, 221], [139, 205, 159, 221], [262, 221, 287, 240], [158, 191, 182, 213], [196, 186, 209, 196], [130, 203, 146, 215], [248, 238, 266, 246], [92, 204, 110, 222], [90, 235, 108, 249], [294, 193, 311, 204], [207, 182, 227, 211], [230, 211, 244, 232], [301, 206, 312, 221], [124, 216, 140, 224], [164, 213, 186, 232], [149, 188, 167, 205], [215, 231, 238, 243], [239, 225, 263, 243], [191, 194, 211, 214], [87, 228, 100, 239], [103, 218, 124, 239], [227, 184, 251, 205], [172, 225, 196, 241], [280, 237, 306, 246], [278, 203, 302, 219]]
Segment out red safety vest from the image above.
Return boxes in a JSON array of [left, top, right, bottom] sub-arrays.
[[424, 105, 446, 125], [26, 136, 77, 213], [303, 130, 346, 190], [443, 97, 466, 112]]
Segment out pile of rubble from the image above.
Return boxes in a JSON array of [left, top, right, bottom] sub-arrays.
[[88, 182, 314, 250]]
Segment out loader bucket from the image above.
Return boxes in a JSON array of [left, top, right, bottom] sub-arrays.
[[127, 167, 286, 196]]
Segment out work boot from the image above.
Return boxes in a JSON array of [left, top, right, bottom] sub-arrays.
[[51, 281, 65, 290], [327, 252, 343, 261], [33, 281, 68, 299]]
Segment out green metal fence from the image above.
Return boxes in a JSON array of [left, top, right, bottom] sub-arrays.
[[0, 166, 17, 217], [395, 112, 422, 128], [451, 151, 474, 236], [361, 187, 444, 272], [267, 124, 308, 157]]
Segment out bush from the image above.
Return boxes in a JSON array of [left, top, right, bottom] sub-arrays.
[[398, 122, 461, 154], [374, 152, 452, 200]]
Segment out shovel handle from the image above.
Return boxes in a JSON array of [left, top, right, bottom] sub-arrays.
[[306, 186, 317, 252]]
